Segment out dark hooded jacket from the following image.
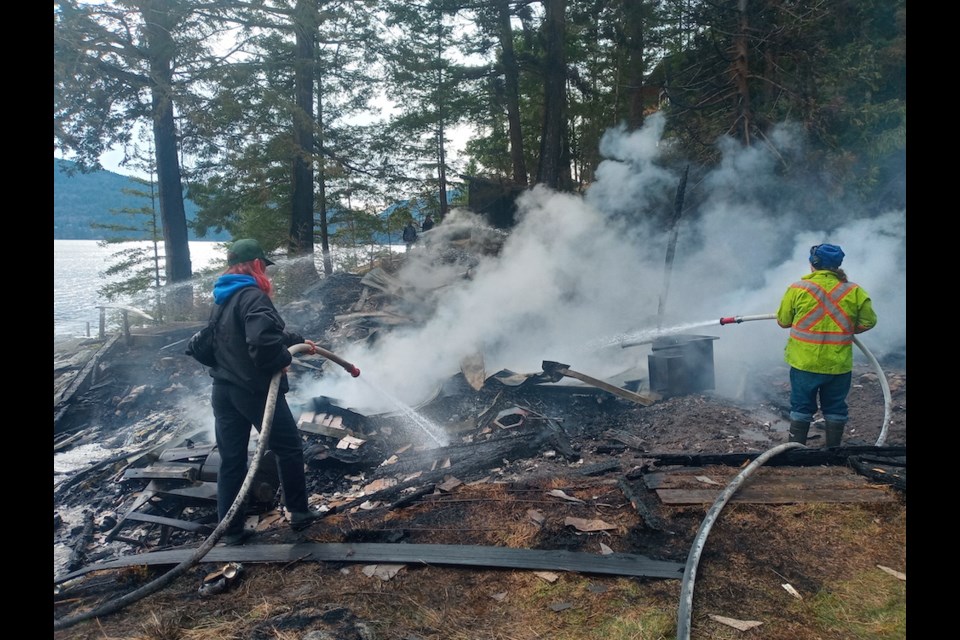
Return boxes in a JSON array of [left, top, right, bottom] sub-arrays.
[[208, 275, 304, 394]]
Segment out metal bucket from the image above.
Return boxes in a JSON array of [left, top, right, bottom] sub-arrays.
[[648, 334, 719, 397]]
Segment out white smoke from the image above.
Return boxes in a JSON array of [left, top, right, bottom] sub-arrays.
[[302, 112, 905, 410]]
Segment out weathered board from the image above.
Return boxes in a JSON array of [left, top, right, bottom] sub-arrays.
[[645, 467, 870, 491], [656, 487, 894, 504], [55, 542, 684, 584], [648, 467, 895, 504]]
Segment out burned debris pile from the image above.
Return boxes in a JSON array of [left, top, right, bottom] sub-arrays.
[[53, 213, 906, 610]]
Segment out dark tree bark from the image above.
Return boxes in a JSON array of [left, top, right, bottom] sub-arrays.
[[435, 6, 450, 220], [731, 0, 754, 145], [498, 0, 527, 185], [437, 121, 449, 219], [316, 75, 333, 276], [290, 0, 317, 257], [536, 0, 570, 191], [144, 2, 191, 284], [624, 1, 647, 130]]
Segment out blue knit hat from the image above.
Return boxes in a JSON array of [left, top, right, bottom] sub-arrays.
[[809, 244, 844, 268]]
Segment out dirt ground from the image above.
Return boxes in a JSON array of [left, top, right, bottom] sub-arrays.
[[53, 253, 906, 640]]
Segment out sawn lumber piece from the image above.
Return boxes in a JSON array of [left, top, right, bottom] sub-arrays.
[[639, 446, 906, 467], [656, 487, 895, 504], [55, 542, 685, 584]]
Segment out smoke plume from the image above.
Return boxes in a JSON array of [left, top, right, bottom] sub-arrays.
[[301, 112, 906, 413]]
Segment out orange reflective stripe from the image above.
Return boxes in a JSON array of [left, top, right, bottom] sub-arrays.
[[789, 328, 853, 345], [788, 280, 855, 345]]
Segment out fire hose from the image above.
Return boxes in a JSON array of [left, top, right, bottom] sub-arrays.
[[718, 313, 891, 447], [54, 343, 360, 632], [675, 441, 806, 640]]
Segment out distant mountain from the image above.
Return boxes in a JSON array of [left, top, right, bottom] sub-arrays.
[[53, 159, 228, 241]]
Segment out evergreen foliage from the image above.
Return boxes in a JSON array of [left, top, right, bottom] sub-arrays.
[[55, 0, 907, 276]]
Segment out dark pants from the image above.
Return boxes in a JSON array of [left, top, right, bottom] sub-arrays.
[[212, 382, 309, 532], [788, 367, 852, 424]]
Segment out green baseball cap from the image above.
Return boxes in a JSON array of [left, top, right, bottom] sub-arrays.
[[227, 238, 276, 266]]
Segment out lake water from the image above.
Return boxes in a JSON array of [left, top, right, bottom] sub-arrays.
[[54, 239, 226, 338], [53, 239, 404, 338]]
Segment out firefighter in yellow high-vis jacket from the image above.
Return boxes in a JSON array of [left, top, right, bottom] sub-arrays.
[[776, 244, 878, 447]]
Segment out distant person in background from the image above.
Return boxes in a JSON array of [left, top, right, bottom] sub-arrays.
[[402, 220, 418, 251], [205, 238, 323, 545], [776, 243, 877, 447], [421, 215, 435, 232]]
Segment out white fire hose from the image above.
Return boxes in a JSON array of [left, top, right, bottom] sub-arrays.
[[719, 313, 892, 446]]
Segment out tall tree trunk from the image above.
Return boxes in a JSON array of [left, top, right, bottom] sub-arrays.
[[624, 1, 647, 130], [437, 122, 449, 219], [536, 0, 570, 191], [290, 0, 317, 257], [732, 0, 754, 145], [498, 0, 527, 185], [435, 8, 449, 220], [144, 2, 191, 285], [316, 75, 333, 276]]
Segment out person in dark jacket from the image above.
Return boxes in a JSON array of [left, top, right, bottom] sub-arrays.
[[208, 238, 322, 545], [421, 215, 435, 232], [402, 221, 418, 251]]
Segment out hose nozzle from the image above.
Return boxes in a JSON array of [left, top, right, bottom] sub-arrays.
[[348, 366, 361, 378], [720, 313, 777, 326]]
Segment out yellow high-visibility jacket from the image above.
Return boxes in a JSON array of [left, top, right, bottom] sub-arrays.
[[776, 270, 877, 374]]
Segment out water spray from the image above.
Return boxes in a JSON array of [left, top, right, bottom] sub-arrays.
[[718, 311, 892, 446]]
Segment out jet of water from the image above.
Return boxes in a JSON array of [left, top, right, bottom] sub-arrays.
[[586, 319, 722, 350], [356, 377, 449, 448]]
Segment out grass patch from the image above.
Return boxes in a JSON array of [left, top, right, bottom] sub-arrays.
[[802, 567, 906, 639]]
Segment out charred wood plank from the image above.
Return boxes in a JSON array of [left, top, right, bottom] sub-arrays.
[[644, 467, 871, 491], [604, 429, 646, 452], [656, 486, 895, 504], [54, 335, 121, 430], [639, 446, 906, 468], [388, 484, 437, 510], [325, 426, 573, 518], [66, 511, 95, 573], [849, 457, 906, 491], [147, 480, 218, 502], [123, 463, 199, 481], [372, 426, 566, 480], [578, 461, 621, 477], [595, 444, 627, 455], [119, 511, 215, 533], [54, 430, 86, 452], [618, 478, 668, 532], [55, 542, 685, 584]]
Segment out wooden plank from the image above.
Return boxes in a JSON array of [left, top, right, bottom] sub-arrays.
[[54, 335, 121, 427], [159, 444, 216, 462], [656, 487, 894, 504], [149, 480, 218, 502], [558, 367, 659, 406], [639, 447, 907, 468], [123, 463, 198, 481], [120, 511, 215, 532], [618, 478, 667, 532], [297, 421, 361, 440], [55, 542, 685, 584], [645, 468, 869, 491]]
